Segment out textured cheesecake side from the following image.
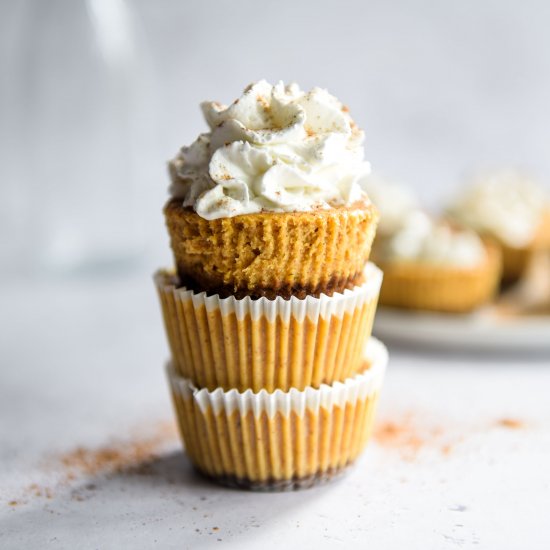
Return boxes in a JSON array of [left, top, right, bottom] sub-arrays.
[[165, 199, 379, 299]]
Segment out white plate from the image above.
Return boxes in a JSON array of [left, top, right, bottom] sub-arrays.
[[373, 306, 550, 353]]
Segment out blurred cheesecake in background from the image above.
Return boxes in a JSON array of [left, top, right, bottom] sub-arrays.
[[362, 175, 501, 313], [447, 170, 550, 284]]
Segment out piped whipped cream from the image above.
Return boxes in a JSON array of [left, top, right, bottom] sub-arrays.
[[447, 170, 549, 248], [360, 174, 419, 235], [169, 80, 371, 220], [378, 211, 487, 267]]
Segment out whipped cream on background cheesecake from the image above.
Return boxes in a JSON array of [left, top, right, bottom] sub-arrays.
[[362, 174, 487, 269], [378, 211, 487, 268], [447, 170, 549, 248]]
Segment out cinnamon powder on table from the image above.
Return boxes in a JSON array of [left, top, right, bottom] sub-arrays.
[[372, 416, 443, 460], [6, 421, 179, 506], [495, 418, 525, 429], [7, 415, 529, 506], [372, 414, 528, 461], [58, 420, 179, 478]]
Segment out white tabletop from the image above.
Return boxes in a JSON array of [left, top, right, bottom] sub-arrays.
[[1, 270, 549, 550]]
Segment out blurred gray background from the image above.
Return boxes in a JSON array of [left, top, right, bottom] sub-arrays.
[[2, 3, 550, 546], [2, 0, 550, 277]]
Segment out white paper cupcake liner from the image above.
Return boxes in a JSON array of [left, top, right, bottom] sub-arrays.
[[168, 337, 388, 491], [156, 262, 382, 392]]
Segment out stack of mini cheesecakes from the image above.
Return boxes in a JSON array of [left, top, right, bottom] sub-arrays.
[[155, 81, 389, 490]]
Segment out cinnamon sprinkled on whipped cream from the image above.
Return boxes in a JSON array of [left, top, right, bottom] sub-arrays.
[[169, 80, 372, 220]]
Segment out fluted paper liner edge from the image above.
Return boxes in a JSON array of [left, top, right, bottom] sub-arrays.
[[156, 263, 383, 391], [167, 338, 387, 488]]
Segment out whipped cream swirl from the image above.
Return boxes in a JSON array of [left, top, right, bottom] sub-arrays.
[[447, 170, 549, 248], [169, 80, 371, 220]]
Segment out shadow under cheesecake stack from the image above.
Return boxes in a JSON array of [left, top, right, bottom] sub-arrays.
[[155, 80, 389, 490]]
